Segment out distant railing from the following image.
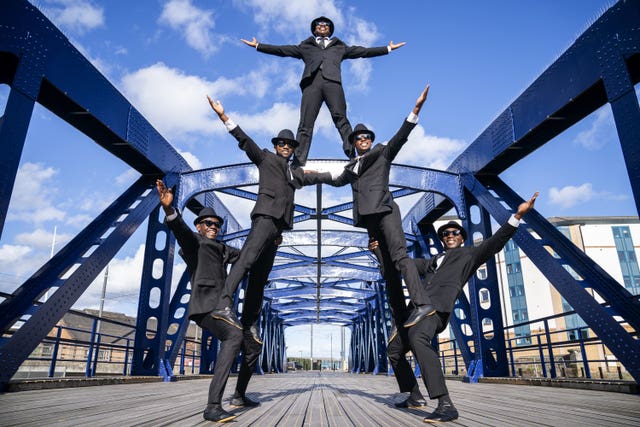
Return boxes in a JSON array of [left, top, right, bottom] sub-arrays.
[[437, 308, 637, 382]]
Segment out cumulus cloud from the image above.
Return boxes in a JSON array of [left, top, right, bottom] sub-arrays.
[[159, 0, 218, 57], [393, 125, 467, 170], [40, 0, 104, 34], [120, 62, 275, 140], [8, 163, 66, 224], [574, 106, 615, 150], [549, 183, 595, 208], [237, 0, 343, 36], [178, 150, 203, 170], [15, 228, 74, 251]]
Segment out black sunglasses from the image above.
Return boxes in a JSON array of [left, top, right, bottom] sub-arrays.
[[355, 134, 371, 141], [199, 219, 222, 228], [275, 140, 295, 148], [441, 229, 461, 237], [315, 21, 329, 26]]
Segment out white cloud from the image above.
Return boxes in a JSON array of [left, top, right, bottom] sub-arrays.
[[159, 0, 218, 57], [574, 106, 615, 150], [237, 0, 343, 36], [120, 62, 276, 141], [393, 125, 467, 170], [115, 169, 141, 187], [8, 163, 66, 224], [178, 150, 203, 170], [15, 228, 73, 251], [41, 0, 104, 34], [549, 183, 595, 209]]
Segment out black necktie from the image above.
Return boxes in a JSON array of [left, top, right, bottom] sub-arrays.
[[431, 253, 444, 271]]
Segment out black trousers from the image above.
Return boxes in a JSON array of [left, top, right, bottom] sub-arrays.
[[235, 328, 262, 397], [219, 215, 281, 310], [363, 203, 432, 307], [378, 250, 421, 395], [407, 312, 449, 399], [199, 315, 243, 405], [241, 239, 278, 327], [295, 70, 352, 164]]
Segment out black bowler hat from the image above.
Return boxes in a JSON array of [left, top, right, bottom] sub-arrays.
[[311, 16, 334, 37], [348, 123, 376, 145], [193, 207, 224, 226], [437, 221, 467, 241], [271, 129, 299, 147]]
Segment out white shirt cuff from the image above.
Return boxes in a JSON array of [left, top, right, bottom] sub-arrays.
[[165, 210, 179, 222], [407, 112, 419, 124], [508, 214, 520, 227], [387, 46, 391, 53], [224, 118, 238, 132]]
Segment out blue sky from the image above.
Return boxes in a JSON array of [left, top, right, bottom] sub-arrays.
[[1, 0, 634, 359]]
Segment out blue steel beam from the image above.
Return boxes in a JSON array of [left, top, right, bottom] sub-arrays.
[[463, 174, 640, 383], [0, 177, 158, 389]]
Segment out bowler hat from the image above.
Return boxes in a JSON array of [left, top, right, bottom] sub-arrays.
[[437, 221, 467, 241], [271, 129, 299, 147], [348, 123, 376, 145], [311, 16, 334, 37], [193, 207, 224, 226]]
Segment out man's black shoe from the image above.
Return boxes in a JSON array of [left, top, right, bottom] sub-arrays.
[[423, 401, 459, 423], [395, 396, 426, 408], [211, 307, 242, 329], [403, 305, 436, 328], [203, 404, 237, 423], [230, 393, 260, 408], [244, 324, 262, 345]]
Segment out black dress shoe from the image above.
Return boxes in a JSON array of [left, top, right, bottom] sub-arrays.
[[403, 305, 436, 328], [423, 401, 459, 423], [394, 396, 426, 408], [211, 307, 242, 329], [203, 404, 237, 423], [244, 324, 262, 345], [230, 393, 260, 407]]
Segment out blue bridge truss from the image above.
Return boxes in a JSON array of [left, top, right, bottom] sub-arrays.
[[1, 0, 639, 390]]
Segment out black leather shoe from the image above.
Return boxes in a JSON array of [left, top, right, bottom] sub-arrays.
[[245, 324, 262, 345], [230, 393, 260, 408], [423, 401, 459, 423], [403, 305, 436, 328], [211, 308, 242, 329], [395, 396, 426, 408], [203, 404, 237, 423]]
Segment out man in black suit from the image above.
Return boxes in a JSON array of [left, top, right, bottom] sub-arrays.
[[330, 84, 437, 328], [207, 95, 333, 329], [241, 16, 405, 165], [155, 180, 263, 423], [409, 192, 538, 423], [368, 237, 426, 409]]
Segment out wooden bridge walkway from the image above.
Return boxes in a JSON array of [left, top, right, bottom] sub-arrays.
[[1, 372, 639, 426]]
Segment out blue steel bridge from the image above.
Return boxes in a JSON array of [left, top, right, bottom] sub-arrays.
[[1, 0, 640, 393]]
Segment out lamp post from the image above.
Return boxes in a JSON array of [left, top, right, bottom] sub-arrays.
[[330, 333, 333, 371]]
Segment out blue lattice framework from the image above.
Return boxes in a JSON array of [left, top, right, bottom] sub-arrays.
[[0, 0, 639, 391], [402, 0, 640, 382]]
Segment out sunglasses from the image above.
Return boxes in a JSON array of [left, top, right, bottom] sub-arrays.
[[315, 21, 329, 26], [199, 219, 222, 228], [275, 140, 295, 148], [355, 134, 372, 142], [441, 229, 462, 237]]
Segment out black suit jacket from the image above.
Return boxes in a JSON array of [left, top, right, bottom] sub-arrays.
[[231, 125, 332, 230], [166, 214, 240, 320], [331, 119, 417, 227], [257, 37, 389, 87], [414, 221, 518, 329]]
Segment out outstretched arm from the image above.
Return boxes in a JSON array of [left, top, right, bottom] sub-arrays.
[[156, 179, 175, 216], [241, 37, 258, 48], [388, 41, 406, 51], [207, 95, 229, 123], [412, 84, 430, 116], [514, 192, 539, 220]]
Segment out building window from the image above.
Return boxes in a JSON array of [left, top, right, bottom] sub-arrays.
[[612, 226, 640, 295], [40, 344, 53, 358]]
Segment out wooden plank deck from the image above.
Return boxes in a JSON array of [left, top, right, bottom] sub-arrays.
[[1, 372, 639, 426]]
